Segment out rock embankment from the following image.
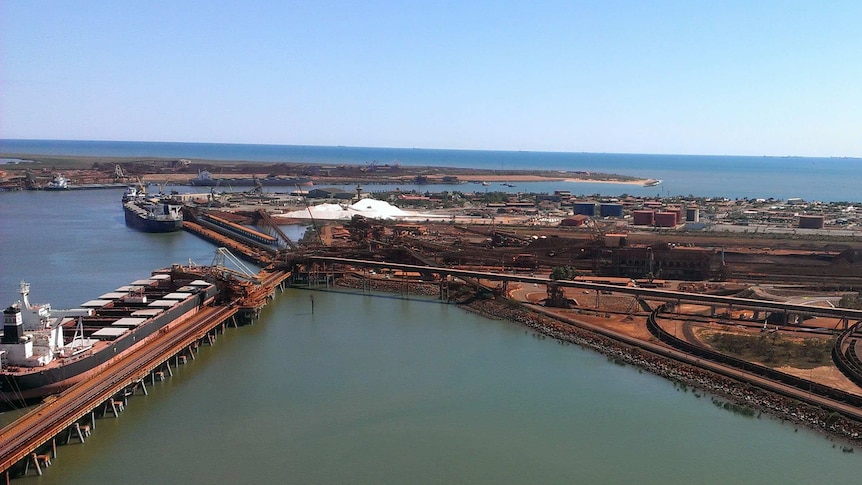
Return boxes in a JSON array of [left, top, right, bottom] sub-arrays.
[[331, 274, 862, 446], [334, 275, 441, 297]]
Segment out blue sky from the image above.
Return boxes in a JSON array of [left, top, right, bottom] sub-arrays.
[[2, 1, 860, 156]]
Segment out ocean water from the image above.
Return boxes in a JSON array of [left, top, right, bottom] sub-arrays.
[[2, 139, 861, 202], [3, 185, 862, 483]]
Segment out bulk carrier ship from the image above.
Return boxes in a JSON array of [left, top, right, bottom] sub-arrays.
[[0, 267, 221, 404], [188, 169, 312, 187], [122, 185, 184, 233]]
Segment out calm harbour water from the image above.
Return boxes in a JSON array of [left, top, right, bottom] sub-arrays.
[[2, 180, 862, 483], [2, 139, 861, 202]]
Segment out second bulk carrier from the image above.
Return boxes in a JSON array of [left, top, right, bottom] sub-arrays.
[[122, 185, 184, 233]]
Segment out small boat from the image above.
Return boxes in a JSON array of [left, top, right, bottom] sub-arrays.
[[643, 179, 662, 187], [44, 174, 69, 190]]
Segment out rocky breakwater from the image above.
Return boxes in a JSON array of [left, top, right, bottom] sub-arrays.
[[335, 275, 442, 297], [325, 273, 862, 446]]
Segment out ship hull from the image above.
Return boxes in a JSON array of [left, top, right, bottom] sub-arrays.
[[123, 204, 184, 232], [0, 283, 219, 403], [189, 177, 312, 187]]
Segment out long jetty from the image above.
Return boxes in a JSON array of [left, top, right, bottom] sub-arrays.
[[0, 302, 238, 480], [0, 265, 291, 481]]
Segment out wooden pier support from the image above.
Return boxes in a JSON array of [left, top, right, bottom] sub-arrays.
[[27, 453, 43, 476], [65, 423, 88, 444], [106, 400, 124, 417], [23, 439, 63, 476]]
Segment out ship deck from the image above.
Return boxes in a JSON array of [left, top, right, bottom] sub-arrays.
[[1, 269, 216, 377]]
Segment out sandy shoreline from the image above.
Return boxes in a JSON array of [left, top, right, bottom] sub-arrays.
[[448, 173, 651, 185], [563, 177, 652, 185], [1, 153, 652, 186], [140, 173, 652, 186]]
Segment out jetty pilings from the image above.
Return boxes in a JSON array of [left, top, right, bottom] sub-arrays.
[[0, 302, 242, 479]]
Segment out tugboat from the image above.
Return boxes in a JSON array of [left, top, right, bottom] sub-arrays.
[[122, 184, 183, 232]]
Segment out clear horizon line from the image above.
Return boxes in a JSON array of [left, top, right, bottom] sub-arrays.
[[0, 137, 860, 160]]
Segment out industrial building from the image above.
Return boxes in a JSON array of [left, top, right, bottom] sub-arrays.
[[572, 202, 596, 216], [654, 212, 679, 227], [600, 203, 624, 218], [798, 215, 825, 229]]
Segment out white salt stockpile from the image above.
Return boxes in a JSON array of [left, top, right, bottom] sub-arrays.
[[282, 203, 349, 220], [349, 199, 412, 218], [276, 199, 445, 221]]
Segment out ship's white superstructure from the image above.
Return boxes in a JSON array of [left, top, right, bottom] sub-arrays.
[[1, 282, 92, 368]]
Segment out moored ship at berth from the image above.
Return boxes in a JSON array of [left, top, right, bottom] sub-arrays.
[[43, 173, 69, 190], [122, 185, 184, 232], [0, 268, 220, 403], [188, 169, 312, 187]]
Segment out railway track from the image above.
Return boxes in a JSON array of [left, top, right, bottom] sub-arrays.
[[648, 309, 862, 417]]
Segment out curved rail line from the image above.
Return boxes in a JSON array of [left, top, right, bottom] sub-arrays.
[[647, 307, 862, 417], [833, 322, 862, 388]]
